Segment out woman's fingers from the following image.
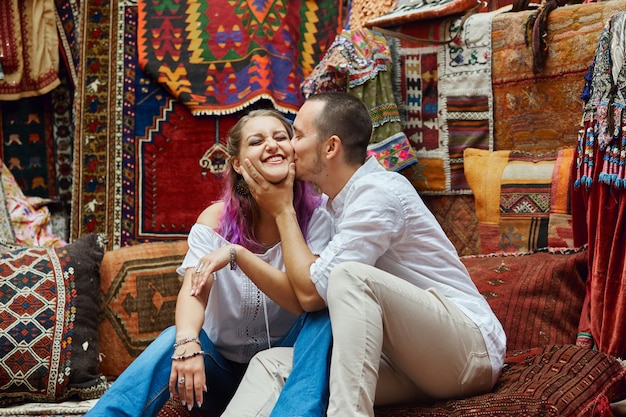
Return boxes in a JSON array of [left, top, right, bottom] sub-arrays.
[[190, 264, 206, 296]]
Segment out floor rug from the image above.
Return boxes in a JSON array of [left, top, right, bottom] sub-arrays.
[[0, 397, 96, 416], [72, 1, 240, 248]]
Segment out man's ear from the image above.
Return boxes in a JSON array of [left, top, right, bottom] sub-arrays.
[[325, 135, 341, 160], [231, 157, 242, 174]]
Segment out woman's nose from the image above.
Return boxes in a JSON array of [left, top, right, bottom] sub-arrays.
[[265, 137, 278, 148]]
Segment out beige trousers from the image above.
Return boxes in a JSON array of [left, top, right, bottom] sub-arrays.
[[222, 262, 493, 417]]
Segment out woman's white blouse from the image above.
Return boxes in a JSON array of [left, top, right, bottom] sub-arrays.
[[176, 206, 332, 363]]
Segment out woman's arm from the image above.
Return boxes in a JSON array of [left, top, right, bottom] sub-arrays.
[[190, 204, 304, 315], [169, 265, 211, 410], [190, 244, 303, 315]]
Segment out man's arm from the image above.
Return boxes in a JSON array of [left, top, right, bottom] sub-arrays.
[[274, 209, 326, 311], [241, 159, 326, 311]]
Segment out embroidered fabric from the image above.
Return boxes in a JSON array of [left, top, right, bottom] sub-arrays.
[[576, 12, 626, 189]]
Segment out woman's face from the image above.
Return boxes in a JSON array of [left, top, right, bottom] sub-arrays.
[[232, 115, 294, 184]]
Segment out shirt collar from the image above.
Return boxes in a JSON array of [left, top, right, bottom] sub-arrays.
[[327, 157, 382, 214]]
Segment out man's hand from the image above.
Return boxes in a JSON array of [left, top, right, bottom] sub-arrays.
[[240, 159, 296, 218]]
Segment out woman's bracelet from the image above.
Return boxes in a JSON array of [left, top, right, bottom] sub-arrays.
[[229, 245, 237, 270], [171, 350, 205, 361], [173, 336, 200, 348]]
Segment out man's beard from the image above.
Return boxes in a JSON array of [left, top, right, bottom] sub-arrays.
[[294, 147, 325, 181]]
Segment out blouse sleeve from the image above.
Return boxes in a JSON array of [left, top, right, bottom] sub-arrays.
[[176, 224, 220, 276]]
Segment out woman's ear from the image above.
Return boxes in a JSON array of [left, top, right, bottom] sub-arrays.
[[231, 157, 242, 174]]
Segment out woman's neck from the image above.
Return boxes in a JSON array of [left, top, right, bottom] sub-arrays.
[[255, 209, 281, 249]]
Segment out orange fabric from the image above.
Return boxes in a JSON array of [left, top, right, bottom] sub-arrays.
[[551, 148, 575, 215], [463, 148, 510, 225], [98, 240, 188, 378], [0, 0, 60, 100]]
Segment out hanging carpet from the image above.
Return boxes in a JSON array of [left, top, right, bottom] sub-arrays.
[[391, 10, 495, 195], [72, 2, 239, 248], [136, 0, 342, 115]]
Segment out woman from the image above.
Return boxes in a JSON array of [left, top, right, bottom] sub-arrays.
[[85, 109, 332, 417]]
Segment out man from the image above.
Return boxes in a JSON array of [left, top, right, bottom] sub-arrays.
[[223, 92, 506, 417]]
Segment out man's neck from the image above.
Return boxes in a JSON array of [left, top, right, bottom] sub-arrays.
[[319, 162, 362, 200]]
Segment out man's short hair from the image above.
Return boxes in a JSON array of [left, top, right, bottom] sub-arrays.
[[307, 92, 373, 165]]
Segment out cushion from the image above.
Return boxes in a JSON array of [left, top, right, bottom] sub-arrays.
[[462, 247, 587, 352], [0, 234, 108, 405], [158, 345, 626, 417], [374, 345, 626, 417], [98, 240, 188, 378], [464, 148, 575, 254]]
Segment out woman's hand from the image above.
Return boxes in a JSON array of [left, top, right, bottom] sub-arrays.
[[169, 346, 207, 410], [190, 246, 231, 296]]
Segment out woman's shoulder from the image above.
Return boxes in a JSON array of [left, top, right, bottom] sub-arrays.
[[196, 201, 225, 229]]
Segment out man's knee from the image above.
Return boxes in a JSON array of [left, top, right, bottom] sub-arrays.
[[328, 261, 367, 297], [248, 347, 294, 381]]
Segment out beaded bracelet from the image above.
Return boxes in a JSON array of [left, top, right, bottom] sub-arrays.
[[229, 245, 237, 270], [171, 350, 205, 361], [173, 336, 200, 348]]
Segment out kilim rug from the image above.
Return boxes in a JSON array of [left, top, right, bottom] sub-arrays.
[[0, 95, 56, 199], [491, 0, 626, 153], [393, 10, 497, 194], [136, 0, 342, 115], [72, 1, 241, 248], [0, 397, 97, 416]]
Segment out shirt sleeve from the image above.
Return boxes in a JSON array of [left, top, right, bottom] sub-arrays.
[[305, 205, 334, 255], [310, 181, 406, 302]]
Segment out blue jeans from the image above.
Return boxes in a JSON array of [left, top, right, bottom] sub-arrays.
[[270, 309, 332, 417], [85, 320, 303, 417]]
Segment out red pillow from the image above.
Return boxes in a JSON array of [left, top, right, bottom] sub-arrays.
[[461, 247, 587, 351]]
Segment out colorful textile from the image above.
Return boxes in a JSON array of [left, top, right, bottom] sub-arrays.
[[393, 11, 494, 194], [0, 95, 55, 199], [576, 12, 626, 190], [158, 343, 626, 417], [136, 0, 341, 115], [54, 0, 81, 88], [0, 234, 107, 405], [571, 9, 626, 361], [464, 148, 576, 254], [346, 0, 395, 31], [421, 194, 480, 256], [72, 2, 241, 248], [364, 0, 480, 29], [302, 28, 417, 172], [1, 162, 65, 248], [98, 240, 188, 378], [463, 247, 587, 351], [491, 1, 625, 153], [0, 74, 75, 204], [0, 0, 61, 100]]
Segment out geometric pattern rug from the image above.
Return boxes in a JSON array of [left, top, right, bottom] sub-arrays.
[[137, 0, 342, 116], [392, 10, 495, 195], [72, 1, 240, 248], [421, 194, 480, 256], [72, 0, 341, 249]]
